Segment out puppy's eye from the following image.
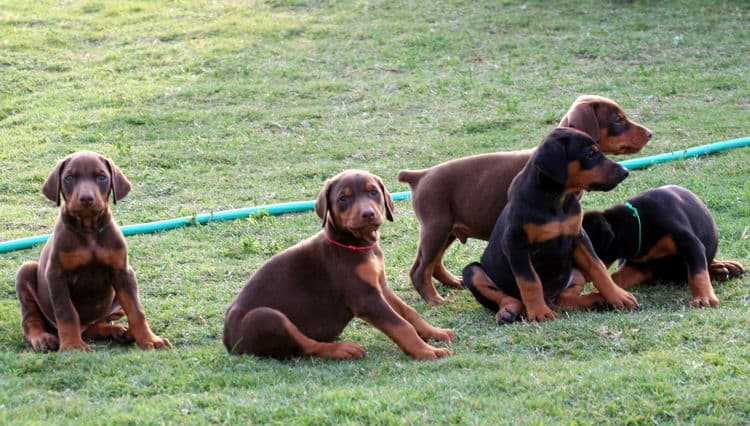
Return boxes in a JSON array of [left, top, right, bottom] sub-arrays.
[[64, 175, 75, 183], [369, 189, 380, 197], [96, 173, 108, 182], [338, 195, 348, 203]]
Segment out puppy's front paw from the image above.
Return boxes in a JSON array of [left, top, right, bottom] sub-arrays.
[[525, 306, 558, 322], [425, 327, 455, 343], [412, 345, 451, 360], [689, 296, 719, 308], [59, 340, 91, 352], [605, 288, 639, 311], [328, 342, 367, 360], [30, 332, 59, 352], [137, 336, 172, 350]]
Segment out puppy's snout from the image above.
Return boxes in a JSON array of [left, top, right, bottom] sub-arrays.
[[361, 207, 376, 220], [78, 190, 95, 206], [619, 167, 630, 180], [609, 163, 629, 184], [644, 128, 653, 140]]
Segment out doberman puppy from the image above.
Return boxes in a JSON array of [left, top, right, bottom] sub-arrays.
[[462, 128, 639, 324], [582, 185, 745, 307], [223, 170, 454, 360], [15, 151, 171, 352], [398, 95, 653, 305]]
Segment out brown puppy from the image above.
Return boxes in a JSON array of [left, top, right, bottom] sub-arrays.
[[223, 170, 454, 360], [398, 95, 653, 305], [16, 151, 171, 352]]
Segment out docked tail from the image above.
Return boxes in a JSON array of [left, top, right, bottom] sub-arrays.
[[397, 169, 426, 188]]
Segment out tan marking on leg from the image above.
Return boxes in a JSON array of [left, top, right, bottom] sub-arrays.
[[57, 319, 90, 352], [516, 277, 557, 322], [611, 265, 651, 288], [421, 259, 447, 305], [709, 259, 745, 282], [116, 290, 171, 350], [574, 243, 639, 310], [382, 286, 454, 343], [688, 270, 719, 308], [555, 280, 605, 310]]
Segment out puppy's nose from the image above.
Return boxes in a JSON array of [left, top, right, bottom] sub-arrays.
[[645, 129, 653, 140], [617, 166, 630, 181], [361, 208, 375, 220], [79, 191, 94, 206]]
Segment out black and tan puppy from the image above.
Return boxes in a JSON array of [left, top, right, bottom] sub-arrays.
[[582, 185, 745, 307], [462, 128, 639, 324], [16, 151, 171, 352], [223, 170, 454, 360], [398, 95, 653, 305]]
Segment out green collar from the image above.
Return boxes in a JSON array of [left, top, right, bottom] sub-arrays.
[[623, 201, 642, 257], [72, 224, 108, 236]]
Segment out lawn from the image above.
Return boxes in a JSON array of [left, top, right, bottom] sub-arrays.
[[1, 0, 748, 424]]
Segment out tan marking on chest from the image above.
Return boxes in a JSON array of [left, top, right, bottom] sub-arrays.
[[523, 215, 581, 243], [95, 248, 127, 269], [59, 249, 94, 270], [355, 257, 383, 289], [58, 247, 126, 270]]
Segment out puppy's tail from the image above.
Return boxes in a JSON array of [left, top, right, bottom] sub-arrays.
[[397, 169, 426, 188]]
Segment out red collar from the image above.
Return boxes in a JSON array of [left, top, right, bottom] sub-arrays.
[[324, 233, 377, 251]]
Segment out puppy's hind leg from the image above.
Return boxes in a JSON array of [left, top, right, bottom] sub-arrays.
[[463, 263, 523, 325], [232, 307, 366, 360], [16, 262, 59, 352], [432, 235, 463, 288]]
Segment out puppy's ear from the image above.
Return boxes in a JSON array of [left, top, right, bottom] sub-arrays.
[[559, 98, 600, 143], [532, 129, 569, 186], [315, 178, 333, 227], [42, 157, 68, 206], [374, 175, 395, 222], [104, 157, 131, 204]]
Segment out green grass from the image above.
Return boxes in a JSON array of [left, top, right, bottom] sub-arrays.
[[1, 0, 749, 423]]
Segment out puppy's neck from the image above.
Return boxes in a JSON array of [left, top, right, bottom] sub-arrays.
[[61, 207, 112, 236], [323, 223, 378, 250]]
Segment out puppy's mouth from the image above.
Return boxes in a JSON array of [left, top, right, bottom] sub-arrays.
[[588, 181, 621, 192], [348, 224, 382, 242], [66, 204, 106, 218]]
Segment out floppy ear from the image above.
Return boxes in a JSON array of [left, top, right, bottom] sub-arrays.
[[315, 178, 333, 227], [42, 157, 68, 206], [559, 99, 600, 143], [105, 157, 131, 204], [374, 175, 395, 222], [532, 130, 569, 186]]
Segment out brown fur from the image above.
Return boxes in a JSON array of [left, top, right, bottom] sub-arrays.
[[398, 95, 653, 305], [15, 151, 170, 352], [223, 170, 454, 360]]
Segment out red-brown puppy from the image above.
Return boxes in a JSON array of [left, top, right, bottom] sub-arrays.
[[398, 95, 653, 305], [223, 170, 454, 360], [16, 151, 171, 352]]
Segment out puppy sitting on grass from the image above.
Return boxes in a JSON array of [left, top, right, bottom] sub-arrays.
[[462, 128, 638, 324], [224, 170, 454, 360]]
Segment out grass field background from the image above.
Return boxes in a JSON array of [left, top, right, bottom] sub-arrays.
[[1, 0, 748, 423]]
